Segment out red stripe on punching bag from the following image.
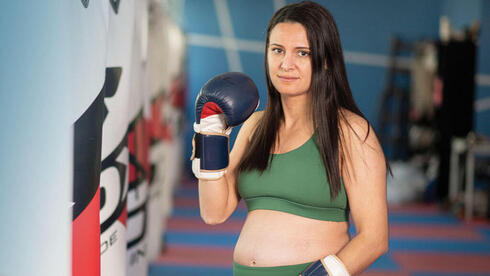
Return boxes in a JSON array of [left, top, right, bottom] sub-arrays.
[[150, 95, 164, 141], [118, 205, 127, 227], [170, 78, 186, 108], [73, 189, 101, 276]]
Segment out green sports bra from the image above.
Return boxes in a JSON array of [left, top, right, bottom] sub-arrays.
[[238, 134, 349, 222]]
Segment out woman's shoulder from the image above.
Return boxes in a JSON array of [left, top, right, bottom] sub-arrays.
[[338, 108, 372, 143], [338, 108, 384, 162]]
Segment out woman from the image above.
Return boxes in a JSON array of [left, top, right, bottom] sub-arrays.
[[193, 1, 389, 275]]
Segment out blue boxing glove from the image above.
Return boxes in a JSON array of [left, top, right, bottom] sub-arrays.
[[300, 255, 350, 276], [191, 72, 259, 180]]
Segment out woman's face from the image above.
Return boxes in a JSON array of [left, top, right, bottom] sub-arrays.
[[267, 22, 312, 97]]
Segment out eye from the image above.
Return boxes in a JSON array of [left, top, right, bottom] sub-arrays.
[[298, 50, 310, 57], [271, 47, 283, 54]]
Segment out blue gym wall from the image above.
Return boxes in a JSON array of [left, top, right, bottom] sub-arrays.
[[441, 0, 482, 29], [475, 0, 490, 141], [182, 0, 490, 170]]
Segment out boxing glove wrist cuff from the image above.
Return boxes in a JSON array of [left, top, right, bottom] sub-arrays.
[[191, 133, 229, 180], [199, 133, 229, 170]]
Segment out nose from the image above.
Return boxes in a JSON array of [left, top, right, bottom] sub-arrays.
[[280, 53, 295, 71]]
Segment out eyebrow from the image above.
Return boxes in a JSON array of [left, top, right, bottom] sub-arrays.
[[270, 43, 310, 50]]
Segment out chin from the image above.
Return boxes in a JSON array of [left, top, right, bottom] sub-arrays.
[[275, 86, 309, 97]]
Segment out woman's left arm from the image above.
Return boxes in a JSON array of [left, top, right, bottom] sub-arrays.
[[336, 114, 389, 275]]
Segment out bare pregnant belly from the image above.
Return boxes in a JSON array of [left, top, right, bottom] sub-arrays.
[[233, 209, 350, 267]]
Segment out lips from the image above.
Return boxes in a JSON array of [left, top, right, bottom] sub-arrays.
[[277, 75, 299, 81]]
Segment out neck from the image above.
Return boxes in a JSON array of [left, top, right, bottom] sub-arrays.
[[280, 92, 313, 132]]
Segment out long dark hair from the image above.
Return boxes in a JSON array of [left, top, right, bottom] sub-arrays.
[[239, 1, 390, 198]]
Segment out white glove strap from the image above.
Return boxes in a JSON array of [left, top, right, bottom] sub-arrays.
[[194, 114, 231, 135], [192, 158, 226, 180], [322, 255, 350, 276]]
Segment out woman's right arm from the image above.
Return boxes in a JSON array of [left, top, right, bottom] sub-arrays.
[[198, 111, 262, 225]]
